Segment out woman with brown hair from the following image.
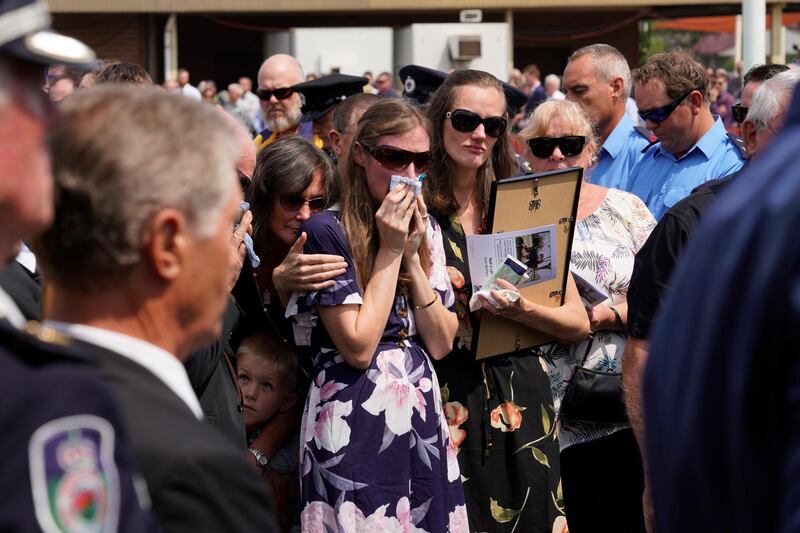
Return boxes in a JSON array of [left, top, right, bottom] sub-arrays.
[[424, 70, 590, 533], [286, 98, 467, 531]]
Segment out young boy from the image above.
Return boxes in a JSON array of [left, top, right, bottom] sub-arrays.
[[236, 330, 301, 532]]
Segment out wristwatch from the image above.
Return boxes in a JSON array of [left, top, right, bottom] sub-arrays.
[[249, 447, 269, 471]]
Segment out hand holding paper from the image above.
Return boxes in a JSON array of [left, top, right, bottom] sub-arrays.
[[469, 254, 529, 312]]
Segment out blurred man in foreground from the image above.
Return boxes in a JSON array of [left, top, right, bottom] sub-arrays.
[[35, 86, 278, 532]]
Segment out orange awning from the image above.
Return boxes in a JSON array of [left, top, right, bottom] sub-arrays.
[[654, 13, 800, 32]]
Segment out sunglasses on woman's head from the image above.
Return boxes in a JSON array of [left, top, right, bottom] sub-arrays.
[[446, 109, 508, 138], [278, 193, 326, 212], [638, 87, 701, 124], [732, 103, 748, 124], [255, 87, 294, 101], [527, 136, 586, 158], [362, 144, 431, 172]]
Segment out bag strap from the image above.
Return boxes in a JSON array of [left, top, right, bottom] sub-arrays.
[[578, 334, 595, 367]]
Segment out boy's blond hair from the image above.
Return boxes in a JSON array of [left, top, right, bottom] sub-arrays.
[[236, 330, 299, 393]]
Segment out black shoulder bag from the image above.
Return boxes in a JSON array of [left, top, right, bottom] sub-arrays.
[[559, 333, 628, 424]]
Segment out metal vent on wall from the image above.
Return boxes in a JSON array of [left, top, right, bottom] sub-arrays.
[[448, 35, 481, 60]]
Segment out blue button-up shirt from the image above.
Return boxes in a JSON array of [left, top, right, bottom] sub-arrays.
[[587, 113, 650, 190], [626, 117, 745, 220]]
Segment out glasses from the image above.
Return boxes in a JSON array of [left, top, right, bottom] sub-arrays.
[[638, 87, 701, 124], [255, 87, 294, 101], [446, 109, 507, 138], [527, 136, 586, 158], [278, 193, 326, 212], [732, 103, 748, 124], [362, 144, 431, 172]]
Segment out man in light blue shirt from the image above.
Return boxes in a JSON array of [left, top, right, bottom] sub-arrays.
[[563, 44, 652, 190], [627, 51, 745, 220]]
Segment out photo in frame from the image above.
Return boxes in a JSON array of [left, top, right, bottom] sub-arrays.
[[471, 167, 583, 360]]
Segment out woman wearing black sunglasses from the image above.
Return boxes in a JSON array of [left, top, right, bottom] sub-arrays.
[[520, 100, 656, 533], [286, 98, 466, 531], [424, 70, 589, 533], [246, 137, 343, 314], [230, 137, 343, 494]]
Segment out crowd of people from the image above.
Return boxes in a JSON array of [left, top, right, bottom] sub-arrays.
[[4, 0, 800, 531]]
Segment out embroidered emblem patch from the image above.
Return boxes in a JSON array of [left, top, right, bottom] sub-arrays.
[[29, 415, 119, 533]]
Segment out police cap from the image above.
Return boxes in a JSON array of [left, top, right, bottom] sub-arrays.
[[0, 0, 95, 67], [293, 73, 368, 123], [399, 64, 447, 106]]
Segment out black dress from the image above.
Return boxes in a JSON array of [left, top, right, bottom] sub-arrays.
[[432, 212, 566, 533]]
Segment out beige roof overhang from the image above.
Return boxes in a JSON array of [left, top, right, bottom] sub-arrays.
[[48, 0, 799, 13]]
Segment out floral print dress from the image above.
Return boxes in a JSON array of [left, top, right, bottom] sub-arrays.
[[537, 189, 655, 451], [432, 212, 566, 533], [286, 210, 468, 533]]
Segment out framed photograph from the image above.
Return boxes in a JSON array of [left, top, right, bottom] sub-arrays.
[[472, 167, 582, 360]]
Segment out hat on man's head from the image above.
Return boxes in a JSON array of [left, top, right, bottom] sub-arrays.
[[293, 73, 368, 122], [0, 0, 95, 67], [502, 81, 528, 117], [398, 64, 447, 106]]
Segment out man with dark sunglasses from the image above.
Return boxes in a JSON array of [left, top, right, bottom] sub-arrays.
[[623, 68, 799, 533], [635, 74, 800, 533], [563, 44, 653, 190], [733, 63, 790, 126], [253, 54, 322, 153], [625, 51, 745, 220]]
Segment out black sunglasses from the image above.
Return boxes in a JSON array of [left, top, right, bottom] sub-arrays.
[[278, 193, 326, 212], [732, 103, 748, 124], [256, 87, 294, 101], [638, 87, 701, 124], [362, 144, 431, 172], [446, 109, 507, 138], [527, 136, 586, 158]]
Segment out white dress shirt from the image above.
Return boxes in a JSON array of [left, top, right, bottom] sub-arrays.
[[44, 321, 204, 419], [0, 286, 25, 328]]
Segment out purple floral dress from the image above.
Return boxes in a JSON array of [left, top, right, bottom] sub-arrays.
[[286, 210, 468, 533]]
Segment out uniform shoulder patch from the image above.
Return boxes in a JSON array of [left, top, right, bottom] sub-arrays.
[[634, 125, 657, 143], [24, 321, 72, 347], [29, 415, 120, 533]]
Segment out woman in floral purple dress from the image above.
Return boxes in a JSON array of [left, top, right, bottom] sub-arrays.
[[287, 99, 468, 532]]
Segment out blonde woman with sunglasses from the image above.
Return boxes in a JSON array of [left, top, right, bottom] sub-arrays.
[[520, 99, 656, 532]]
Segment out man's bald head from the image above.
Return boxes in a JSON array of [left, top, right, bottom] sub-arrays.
[[256, 54, 304, 134]]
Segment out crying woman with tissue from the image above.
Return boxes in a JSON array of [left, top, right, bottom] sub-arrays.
[[286, 98, 467, 531]]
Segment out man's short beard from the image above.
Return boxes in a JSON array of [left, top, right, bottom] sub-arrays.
[[266, 103, 301, 133]]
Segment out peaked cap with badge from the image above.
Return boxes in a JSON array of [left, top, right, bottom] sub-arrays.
[[0, 0, 95, 67], [293, 73, 368, 123], [398, 64, 447, 106]]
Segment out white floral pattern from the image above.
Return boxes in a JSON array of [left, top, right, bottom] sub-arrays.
[[290, 211, 466, 533], [541, 188, 655, 451]]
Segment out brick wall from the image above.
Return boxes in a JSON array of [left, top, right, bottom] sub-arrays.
[[52, 14, 149, 68]]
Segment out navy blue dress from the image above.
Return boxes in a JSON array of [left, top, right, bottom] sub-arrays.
[[286, 211, 468, 532]]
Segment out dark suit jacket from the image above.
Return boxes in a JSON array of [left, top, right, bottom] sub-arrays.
[[185, 299, 246, 449], [78, 340, 278, 533], [0, 261, 41, 321]]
